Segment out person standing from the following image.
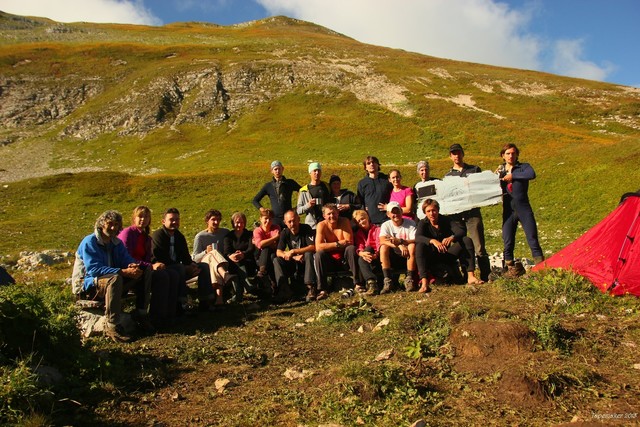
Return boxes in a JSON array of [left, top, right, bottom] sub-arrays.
[[328, 174, 360, 221], [252, 160, 301, 228], [497, 143, 544, 277], [413, 160, 440, 220], [297, 162, 330, 229], [357, 156, 393, 225], [445, 144, 491, 282]]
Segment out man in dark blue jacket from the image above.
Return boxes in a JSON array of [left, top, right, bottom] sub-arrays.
[[357, 156, 392, 225], [252, 160, 301, 228], [498, 143, 544, 277]]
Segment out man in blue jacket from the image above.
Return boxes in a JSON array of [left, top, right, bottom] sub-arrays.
[[498, 143, 544, 277], [72, 210, 144, 342]]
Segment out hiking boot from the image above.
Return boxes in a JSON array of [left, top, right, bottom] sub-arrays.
[[503, 261, 526, 279], [104, 323, 131, 343], [273, 282, 293, 304], [305, 285, 317, 302], [533, 256, 545, 265], [365, 278, 379, 295], [380, 277, 394, 294], [132, 311, 156, 335], [404, 275, 417, 292], [354, 284, 367, 293]]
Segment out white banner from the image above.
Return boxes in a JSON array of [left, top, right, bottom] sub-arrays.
[[415, 171, 502, 218]]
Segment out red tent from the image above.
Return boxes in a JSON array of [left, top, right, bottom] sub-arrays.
[[533, 191, 640, 296]]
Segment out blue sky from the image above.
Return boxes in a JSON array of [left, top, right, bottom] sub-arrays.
[[3, 0, 638, 87]]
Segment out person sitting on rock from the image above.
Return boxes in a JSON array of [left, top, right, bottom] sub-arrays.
[[378, 202, 418, 293], [313, 203, 358, 300], [151, 208, 216, 313], [223, 211, 256, 303], [252, 208, 281, 297], [71, 210, 145, 342], [352, 209, 381, 295], [274, 210, 316, 303], [118, 205, 179, 331], [415, 199, 481, 290], [192, 209, 235, 308]]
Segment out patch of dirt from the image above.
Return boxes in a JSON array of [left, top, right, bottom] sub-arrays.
[[450, 320, 535, 374]]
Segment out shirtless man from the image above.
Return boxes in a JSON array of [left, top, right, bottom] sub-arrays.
[[313, 203, 358, 300]]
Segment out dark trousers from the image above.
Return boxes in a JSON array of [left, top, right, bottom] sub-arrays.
[[146, 268, 179, 320], [502, 201, 543, 261], [416, 239, 472, 281], [314, 245, 358, 291], [274, 252, 316, 287], [167, 262, 213, 302]]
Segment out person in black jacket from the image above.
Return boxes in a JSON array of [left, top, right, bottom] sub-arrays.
[[252, 160, 301, 228], [328, 174, 361, 221], [151, 208, 215, 312], [445, 143, 491, 282], [357, 156, 393, 225], [415, 199, 482, 291]]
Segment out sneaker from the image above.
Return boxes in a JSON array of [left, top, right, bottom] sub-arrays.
[[380, 278, 394, 294], [365, 279, 379, 295], [104, 323, 131, 343], [404, 275, 417, 292]]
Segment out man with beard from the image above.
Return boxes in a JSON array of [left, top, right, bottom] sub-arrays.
[[72, 210, 144, 342]]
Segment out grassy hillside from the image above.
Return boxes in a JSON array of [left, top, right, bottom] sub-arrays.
[[1, 12, 639, 427], [1, 13, 637, 260]]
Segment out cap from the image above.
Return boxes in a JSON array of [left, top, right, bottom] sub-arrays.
[[271, 160, 283, 170], [329, 174, 341, 185], [386, 201, 402, 213], [308, 162, 322, 173], [416, 160, 429, 172], [449, 143, 464, 153]]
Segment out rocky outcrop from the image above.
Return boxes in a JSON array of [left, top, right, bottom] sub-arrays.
[[2, 56, 411, 142]]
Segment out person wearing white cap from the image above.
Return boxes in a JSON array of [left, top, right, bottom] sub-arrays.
[[378, 201, 418, 293], [296, 162, 330, 229], [252, 160, 301, 228]]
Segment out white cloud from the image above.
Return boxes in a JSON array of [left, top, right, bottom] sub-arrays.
[[257, 0, 542, 70], [1, 0, 162, 25], [551, 39, 615, 82], [257, 0, 617, 82]]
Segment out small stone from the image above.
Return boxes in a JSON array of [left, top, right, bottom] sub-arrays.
[[373, 318, 390, 331], [374, 349, 394, 361]]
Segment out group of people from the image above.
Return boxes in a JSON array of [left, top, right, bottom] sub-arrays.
[[72, 142, 544, 343]]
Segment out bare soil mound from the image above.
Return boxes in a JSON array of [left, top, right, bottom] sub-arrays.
[[449, 320, 549, 407]]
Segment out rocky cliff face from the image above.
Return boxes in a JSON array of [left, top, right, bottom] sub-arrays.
[[1, 58, 411, 143]]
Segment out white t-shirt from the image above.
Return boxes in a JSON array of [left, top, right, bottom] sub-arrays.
[[379, 218, 416, 241]]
